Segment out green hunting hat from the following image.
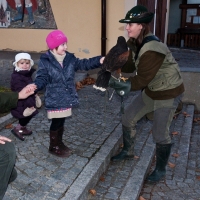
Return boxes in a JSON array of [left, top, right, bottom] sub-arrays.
[[119, 5, 154, 23]]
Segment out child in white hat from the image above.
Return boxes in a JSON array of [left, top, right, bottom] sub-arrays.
[[10, 53, 42, 141]]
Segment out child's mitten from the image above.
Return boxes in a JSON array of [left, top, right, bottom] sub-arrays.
[[23, 107, 36, 117], [35, 95, 42, 108]]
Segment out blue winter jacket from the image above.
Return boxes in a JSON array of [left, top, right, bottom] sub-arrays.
[[34, 50, 102, 110]]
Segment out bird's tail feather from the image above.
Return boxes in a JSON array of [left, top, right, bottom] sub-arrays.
[[93, 69, 111, 91]]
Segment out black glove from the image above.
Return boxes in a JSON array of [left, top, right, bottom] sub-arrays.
[[108, 76, 131, 96]]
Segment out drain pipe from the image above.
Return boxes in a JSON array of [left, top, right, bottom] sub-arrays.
[[101, 0, 107, 56]]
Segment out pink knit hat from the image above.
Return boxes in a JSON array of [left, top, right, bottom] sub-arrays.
[[46, 30, 68, 49]]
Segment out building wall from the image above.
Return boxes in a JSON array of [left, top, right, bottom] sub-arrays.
[[0, 0, 101, 58], [106, 0, 136, 49], [0, 0, 137, 58], [2, 1, 185, 57]]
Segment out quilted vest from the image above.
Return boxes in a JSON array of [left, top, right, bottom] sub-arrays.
[[135, 36, 183, 92]]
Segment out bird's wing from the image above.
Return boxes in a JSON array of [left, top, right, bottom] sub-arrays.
[[93, 36, 129, 91]]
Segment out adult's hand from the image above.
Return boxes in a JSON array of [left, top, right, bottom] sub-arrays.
[[0, 135, 11, 144], [18, 84, 37, 99]]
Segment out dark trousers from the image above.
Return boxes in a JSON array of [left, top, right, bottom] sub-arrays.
[[50, 118, 66, 131], [19, 116, 32, 127], [0, 142, 16, 199], [122, 91, 183, 144]]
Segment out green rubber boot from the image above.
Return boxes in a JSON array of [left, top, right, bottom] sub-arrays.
[[146, 143, 172, 182], [111, 125, 135, 161]]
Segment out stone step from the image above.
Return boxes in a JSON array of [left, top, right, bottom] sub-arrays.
[[63, 112, 154, 200], [86, 118, 154, 200], [62, 124, 123, 199], [170, 104, 194, 181], [61, 92, 141, 200], [87, 104, 195, 200]]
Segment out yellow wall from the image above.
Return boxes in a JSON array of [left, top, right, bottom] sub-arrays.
[[51, 0, 101, 58], [0, 0, 136, 57], [107, 0, 124, 52], [107, 0, 136, 49]]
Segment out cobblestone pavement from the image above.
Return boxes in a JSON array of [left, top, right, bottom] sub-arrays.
[[170, 48, 200, 71], [2, 86, 138, 200]]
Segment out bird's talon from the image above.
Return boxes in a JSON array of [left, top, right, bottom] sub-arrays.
[[120, 77, 128, 82]]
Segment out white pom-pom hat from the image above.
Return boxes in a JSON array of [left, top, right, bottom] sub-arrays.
[[13, 53, 34, 68]]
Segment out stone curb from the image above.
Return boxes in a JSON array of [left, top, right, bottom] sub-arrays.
[[62, 124, 123, 200], [174, 105, 194, 178], [180, 68, 200, 73], [0, 113, 16, 130], [119, 134, 155, 200]]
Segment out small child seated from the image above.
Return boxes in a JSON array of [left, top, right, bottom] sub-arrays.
[[10, 53, 41, 141]]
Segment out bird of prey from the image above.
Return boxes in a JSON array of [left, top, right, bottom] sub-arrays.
[[93, 36, 129, 91]]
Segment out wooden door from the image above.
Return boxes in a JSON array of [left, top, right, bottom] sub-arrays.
[[137, 0, 156, 32], [137, 0, 168, 42], [155, 0, 167, 42]]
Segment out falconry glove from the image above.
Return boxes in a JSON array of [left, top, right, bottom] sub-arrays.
[[108, 76, 131, 97]]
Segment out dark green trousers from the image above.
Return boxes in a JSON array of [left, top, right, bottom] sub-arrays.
[[0, 142, 16, 199], [122, 91, 183, 144]]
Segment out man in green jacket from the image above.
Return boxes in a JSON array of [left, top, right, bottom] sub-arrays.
[[0, 85, 36, 199]]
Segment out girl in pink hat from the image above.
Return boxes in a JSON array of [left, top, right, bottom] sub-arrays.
[[30, 30, 104, 158]]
